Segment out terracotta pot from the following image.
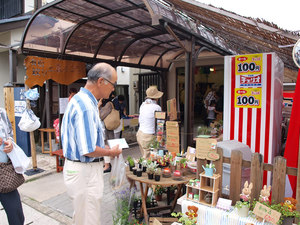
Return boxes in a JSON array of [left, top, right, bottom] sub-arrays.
[[155, 194, 162, 201]]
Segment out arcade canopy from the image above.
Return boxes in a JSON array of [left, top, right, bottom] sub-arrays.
[[21, 0, 234, 71]]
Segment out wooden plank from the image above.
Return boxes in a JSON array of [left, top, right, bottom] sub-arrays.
[[295, 135, 300, 224], [197, 158, 206, 179], [4, 87, 16, 141], [272, 156, 286, 204], [215, 147, 223, 198], [250, 153, 263, 201], [229, 150, 242, 205]]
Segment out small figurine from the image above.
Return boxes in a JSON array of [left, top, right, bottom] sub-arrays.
[[259, 185, 271, 203], [281, 197, 298, 212], [185, 205, 198, 220], [240, 181, 253, 202]]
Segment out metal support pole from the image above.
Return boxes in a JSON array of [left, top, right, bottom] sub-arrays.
[[9, 49, 17, 83]]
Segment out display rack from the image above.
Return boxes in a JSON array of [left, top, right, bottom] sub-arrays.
[[186, 172, 220, 207]]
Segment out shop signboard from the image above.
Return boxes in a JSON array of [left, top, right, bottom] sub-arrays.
[[224, 53, 284, 184], [166, 121, 179, 153]]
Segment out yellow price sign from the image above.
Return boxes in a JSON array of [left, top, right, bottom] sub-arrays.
[[235, 88, 262, 108], [235, 53, 263, 75]]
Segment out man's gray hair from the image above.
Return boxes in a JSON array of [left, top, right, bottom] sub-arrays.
[[87, 63, 113, 83]]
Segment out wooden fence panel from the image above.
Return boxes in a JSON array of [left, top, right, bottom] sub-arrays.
[[230, 150, 242, 204], [215, 148, 223, 198], [250, 153, 263, 201], [272, 156, 286, 203]]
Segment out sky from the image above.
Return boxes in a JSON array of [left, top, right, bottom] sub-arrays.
[[195, 0, 300, 32]]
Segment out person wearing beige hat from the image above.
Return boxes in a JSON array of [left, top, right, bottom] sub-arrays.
[[136, 86, 163, 158]]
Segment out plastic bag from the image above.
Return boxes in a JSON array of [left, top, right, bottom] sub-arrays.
[[18, 109, 41, 132], [7, 141, 31, 174], [24, 88, 39, 101], [110, 154, 126, 190]]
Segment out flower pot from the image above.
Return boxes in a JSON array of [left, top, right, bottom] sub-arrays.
[[142, 166, 147, 172], [154, 174, 161, 181], [237, 205, 249, 217], [136, 170, 142, 177], [148, 173, 154, 179], [138, 163, 142, 169], [155, 194, 162, 201], [132, 168, 137, 175], [202, 166, 216, 176], [281, 216, 294, 225], [129, 166, 134, 171]]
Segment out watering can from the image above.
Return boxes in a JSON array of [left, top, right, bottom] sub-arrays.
[[202, 165, 216, 176]]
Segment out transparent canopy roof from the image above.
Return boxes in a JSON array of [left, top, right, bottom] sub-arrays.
[[21, 0, 233, 70]]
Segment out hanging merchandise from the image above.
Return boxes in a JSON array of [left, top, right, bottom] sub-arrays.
[[24, 88, 39, 101], [18, 109, 41, 132]]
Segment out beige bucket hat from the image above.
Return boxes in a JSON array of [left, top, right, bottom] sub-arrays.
[[146, 86, 163, 99]]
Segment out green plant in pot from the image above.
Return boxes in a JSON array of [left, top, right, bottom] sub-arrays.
[[270, 202, 300, 225], [146, 161, 157, 180], [138, 157, 144, 169], [235, 201, 250, 217], [127, 156, 135, 171], [154, 185, 164, 201], [154, 168, 162, 181], [171, 212, 197, 225]]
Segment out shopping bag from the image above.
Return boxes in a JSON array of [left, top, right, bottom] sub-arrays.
[[18, 109, 41, 132], [7, 141, 31, 174], [110, 154, 126, 190]]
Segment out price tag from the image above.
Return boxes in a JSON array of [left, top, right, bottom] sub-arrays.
[[235, 88, 262, 108]]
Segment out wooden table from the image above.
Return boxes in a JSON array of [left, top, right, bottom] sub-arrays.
[[126, 169, 196, 224], [39, 128, 55, 155]]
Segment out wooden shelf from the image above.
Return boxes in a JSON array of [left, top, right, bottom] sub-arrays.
[[185, 172, 220, 207]]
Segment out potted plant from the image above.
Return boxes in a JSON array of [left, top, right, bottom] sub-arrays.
[[154, 168, 162, 181], [270, 201, 300, 225], [146, 161, 157, 179], [180, 158, 188, 175], [127, 156, 135, 171], [235, 200, 250, 217], [154, 185, 164, 201], [136, 168, 142, 177], [171, 212, 197, 225], [138, 157, 144, 169], [141, 160, 147, 172]]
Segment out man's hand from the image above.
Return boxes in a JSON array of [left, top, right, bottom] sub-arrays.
[[3, 139, 13, 153], [109, 144, 122, 157]]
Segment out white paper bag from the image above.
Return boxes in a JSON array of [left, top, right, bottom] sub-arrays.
[[7, 142, 30, 174]]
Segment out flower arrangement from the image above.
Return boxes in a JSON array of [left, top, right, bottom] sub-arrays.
[[235, 200, 251, 209], [171, 212, 197, 225], [180, 158, 188, 168]]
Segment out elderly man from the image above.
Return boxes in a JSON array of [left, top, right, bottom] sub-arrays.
[[61, 63, 122, 225], [136, 86, 163, 158]]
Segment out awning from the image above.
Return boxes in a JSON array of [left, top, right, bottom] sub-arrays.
[[21, 0, 234, 71]]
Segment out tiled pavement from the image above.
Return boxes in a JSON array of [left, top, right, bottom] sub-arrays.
[[0, 143, 142, 225]]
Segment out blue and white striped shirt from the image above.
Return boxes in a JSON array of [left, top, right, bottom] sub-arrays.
[[61, 87, 105, 162]]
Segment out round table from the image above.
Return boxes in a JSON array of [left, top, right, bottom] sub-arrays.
[[126, 169, 196, 224]]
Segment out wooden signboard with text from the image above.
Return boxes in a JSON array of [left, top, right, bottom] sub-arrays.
[[166, 121, 179, 153], [167, 98, 177, 121], [253, 202, 281, 225], [196, 138, 219, 160]]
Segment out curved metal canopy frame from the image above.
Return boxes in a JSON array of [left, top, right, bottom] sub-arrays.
[[21, 0, 233, 71]]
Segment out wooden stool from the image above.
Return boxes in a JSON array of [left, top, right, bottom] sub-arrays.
[[52, 149, 65, 172], [39, 128, 55, 155]]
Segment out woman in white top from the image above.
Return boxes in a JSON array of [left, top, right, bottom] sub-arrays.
[[136, 86, 163, 158]]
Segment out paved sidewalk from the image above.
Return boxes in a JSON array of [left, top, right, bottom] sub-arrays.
[[0, 143, 142, 225]]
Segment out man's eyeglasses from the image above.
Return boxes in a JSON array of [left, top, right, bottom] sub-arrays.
[[103, 78, 116, 88]]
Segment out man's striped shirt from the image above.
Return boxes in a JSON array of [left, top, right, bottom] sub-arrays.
[[61, 87, 104, 162]]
